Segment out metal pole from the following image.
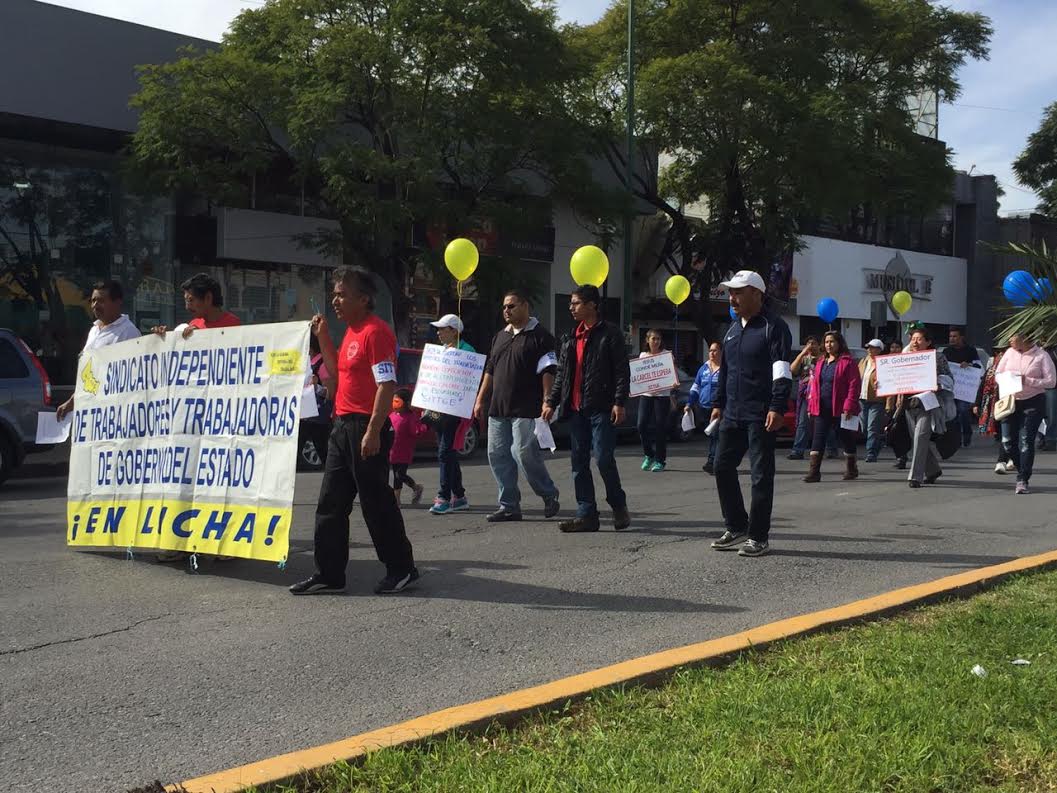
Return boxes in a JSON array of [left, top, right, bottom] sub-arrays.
[[622, 0, 635, 334]]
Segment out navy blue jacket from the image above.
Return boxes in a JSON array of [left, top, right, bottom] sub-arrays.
[[713, 312, 793, 423]]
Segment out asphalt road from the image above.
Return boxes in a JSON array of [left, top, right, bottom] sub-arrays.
[[2, 437, 1055, 792]]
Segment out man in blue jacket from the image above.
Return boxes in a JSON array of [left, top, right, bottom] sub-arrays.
[[708, 271, 793, 557]]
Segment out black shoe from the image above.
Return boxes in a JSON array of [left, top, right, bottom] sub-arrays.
[[703, 461, 715, 474], [787, 452, 804, 460], [908, 480, 922, 489], [409, 566, 420, 582], [543, 497, 561, 519], [894, 458, 907, 470], [737, 539, 770, 557], [289, 574, 345, 595], [486, 508, 523, 523], [711, 529, 747, 550], [374, 570, 415, 594], [558, 515, 600, 533], [924, 472, 942, 485], [613, 506, 631, 531]]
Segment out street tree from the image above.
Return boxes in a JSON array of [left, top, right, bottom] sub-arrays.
[[1013, 101, 1057, 218], [130, 0, 601, 338]]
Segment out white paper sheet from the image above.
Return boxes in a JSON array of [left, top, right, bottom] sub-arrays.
[[299, 385, 319, 419], [996, 372, 1023, 400], [681, 411, 695, 432], [840, 414, 861, 432], [913, 391, 940, 412], [704, 417, 720, 436], [534, 417, 557, 452], [36, 411, 71, 444]]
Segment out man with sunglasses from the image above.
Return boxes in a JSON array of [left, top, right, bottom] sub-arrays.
[[474, 290, 561, 522]]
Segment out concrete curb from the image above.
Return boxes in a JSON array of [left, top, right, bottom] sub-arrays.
[[170, 548, 1057, 793]]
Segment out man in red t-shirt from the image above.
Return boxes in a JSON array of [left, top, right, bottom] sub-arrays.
[[151, 272, 242, 339], [290, 266, 417, 596]]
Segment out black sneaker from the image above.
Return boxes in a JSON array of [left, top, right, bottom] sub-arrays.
[[702, 461, 715, 474], [711, 529, 747, 550], [289, 574, 345, 595], [374, 570, 415, 594], [787, 451, 804, 460], [486, 508, 523, 523], [738, 539, 770, 557], [558, 515, 600, 533], [543, 496, 561, 518], [613, 506, 631, 531], [894, 458, 907, 470]]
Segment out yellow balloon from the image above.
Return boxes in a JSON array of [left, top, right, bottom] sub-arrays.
[[444, 238, 479, 282], [891, 290, 913, 316], [665, 275, 691, 306], [570, 245, 609, 287]]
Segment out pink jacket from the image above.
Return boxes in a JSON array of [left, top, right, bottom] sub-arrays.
[[808, 353, 862, 417], [995, 345, 1057, 401], [389, 411, 426, 465]]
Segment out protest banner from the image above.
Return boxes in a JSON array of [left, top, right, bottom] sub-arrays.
[[66, 322, 310, 562], [411, 343, 486, 419], [949, 365, 985, 403], [875, 350, 938, 397], [629, 352, 679, 397]]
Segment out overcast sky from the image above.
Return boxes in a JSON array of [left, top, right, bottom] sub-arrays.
[[43, 0, 1053, 214]]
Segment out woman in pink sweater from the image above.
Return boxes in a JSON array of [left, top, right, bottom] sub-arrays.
[[995, 332, 1057, 494], [804, 331, 863, 482]]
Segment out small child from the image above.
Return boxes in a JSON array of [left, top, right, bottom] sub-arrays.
[[389, 388, 426, 505]]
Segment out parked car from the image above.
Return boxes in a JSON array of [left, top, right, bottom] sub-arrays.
[[0, 329, 54, 484]]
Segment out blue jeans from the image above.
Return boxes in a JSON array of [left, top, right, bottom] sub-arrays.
[[436, 415, 464, 500], [714, 420, 777, 543], [707, 434, 718, 465], [860, 400, 886, 460], [487, 417, 559, 511], [955, 399, 975, 445], [1003, 394, 1046, 483], [568, 410, 627, 518]]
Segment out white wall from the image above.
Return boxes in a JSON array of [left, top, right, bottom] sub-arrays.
[[793, 235, 967, 325]]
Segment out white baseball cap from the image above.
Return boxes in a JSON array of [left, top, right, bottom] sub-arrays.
[[719, 270, 766, 293], [430, 313, 464, 332], [866, 338, 884, 349]]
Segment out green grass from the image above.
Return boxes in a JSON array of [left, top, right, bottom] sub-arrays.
[[255, 570, 1057, 793]]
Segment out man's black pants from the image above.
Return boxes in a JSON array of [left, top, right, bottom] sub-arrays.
[[314, 414, 414, 585], [713, 419, 777, 543]]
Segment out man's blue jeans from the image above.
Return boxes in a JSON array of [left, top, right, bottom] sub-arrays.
[[859, 400, 886, 460], [487, 417, 559, 512], [568, 410, 627, 518], [955, 399, 975, 446]]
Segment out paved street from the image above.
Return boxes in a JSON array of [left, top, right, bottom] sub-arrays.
[[2, 438, 1055, 792]]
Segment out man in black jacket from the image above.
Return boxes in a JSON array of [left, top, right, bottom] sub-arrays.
[[543, 285, 631, 532], [708, 271, 793, 557]]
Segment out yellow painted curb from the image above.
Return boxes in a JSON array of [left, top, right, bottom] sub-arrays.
[[173, 548, 1057, 793]]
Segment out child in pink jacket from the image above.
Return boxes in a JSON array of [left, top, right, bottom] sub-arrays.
[[389, 389, 426, 505], [804, 330, 862, 482]]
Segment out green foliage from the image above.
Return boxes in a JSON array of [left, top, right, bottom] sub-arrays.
[[130, 0, 604, 327], [992, 240, 1057, 349], [571, 0, 991, 280], [1013, 101, 1057, 218]]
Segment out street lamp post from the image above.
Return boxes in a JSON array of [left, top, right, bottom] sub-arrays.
[[622, 0, 635, 337]]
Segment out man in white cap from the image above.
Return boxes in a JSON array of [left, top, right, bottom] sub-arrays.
[[858, 339, 889, 462], [708, 270, 792, 557], [427, 313, 475, 514]]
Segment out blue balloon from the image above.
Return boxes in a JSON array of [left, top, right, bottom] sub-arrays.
[[729, 305, 737, 320], [1003, 270, 1038, 307], [1038, 277, 1054, 299], [817, 297, 839, 324]]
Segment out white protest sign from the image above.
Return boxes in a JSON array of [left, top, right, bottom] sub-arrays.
[[840, 414, 861, 432], [66, 321, 309, 562], [629, 352, 679, 397], [875, 350, 937, 397], [681, 410, 695, 433], [411, 343, 486, 420], [949, 365, 984, 403], [996, 372, 1023, 399]]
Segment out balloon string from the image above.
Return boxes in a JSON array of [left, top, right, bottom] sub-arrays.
[[456, 279, 463, 346]]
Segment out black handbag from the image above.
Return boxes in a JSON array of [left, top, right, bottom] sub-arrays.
[[933, 422, 961, 460], [885, 415, 912, 459]]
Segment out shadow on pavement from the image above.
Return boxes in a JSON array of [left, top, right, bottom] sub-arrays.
[[769, 548, 1015, 568]]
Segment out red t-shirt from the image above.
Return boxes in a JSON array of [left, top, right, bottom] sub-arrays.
[[189, 311, 242, 329], [335, 314, 398, 416], [571, 321, 597, 412]]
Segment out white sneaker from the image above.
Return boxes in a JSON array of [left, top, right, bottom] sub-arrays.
[[995, 462, 1007, 475], [1005, 460, 1017, 472]]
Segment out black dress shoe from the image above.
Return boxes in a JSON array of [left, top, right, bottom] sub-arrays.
[[908, 480, 922, 489], [486, 509, 523, 523], [924, 472, 942, 485], [558, 515, 600, 533], [613, 506, 631, 531]]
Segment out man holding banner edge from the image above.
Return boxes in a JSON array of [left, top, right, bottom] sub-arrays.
[[290, 267, 417, 596]]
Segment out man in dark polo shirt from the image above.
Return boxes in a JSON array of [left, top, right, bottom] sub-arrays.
[[708, 270, 792, 557], [473, 290, 561, 522]]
